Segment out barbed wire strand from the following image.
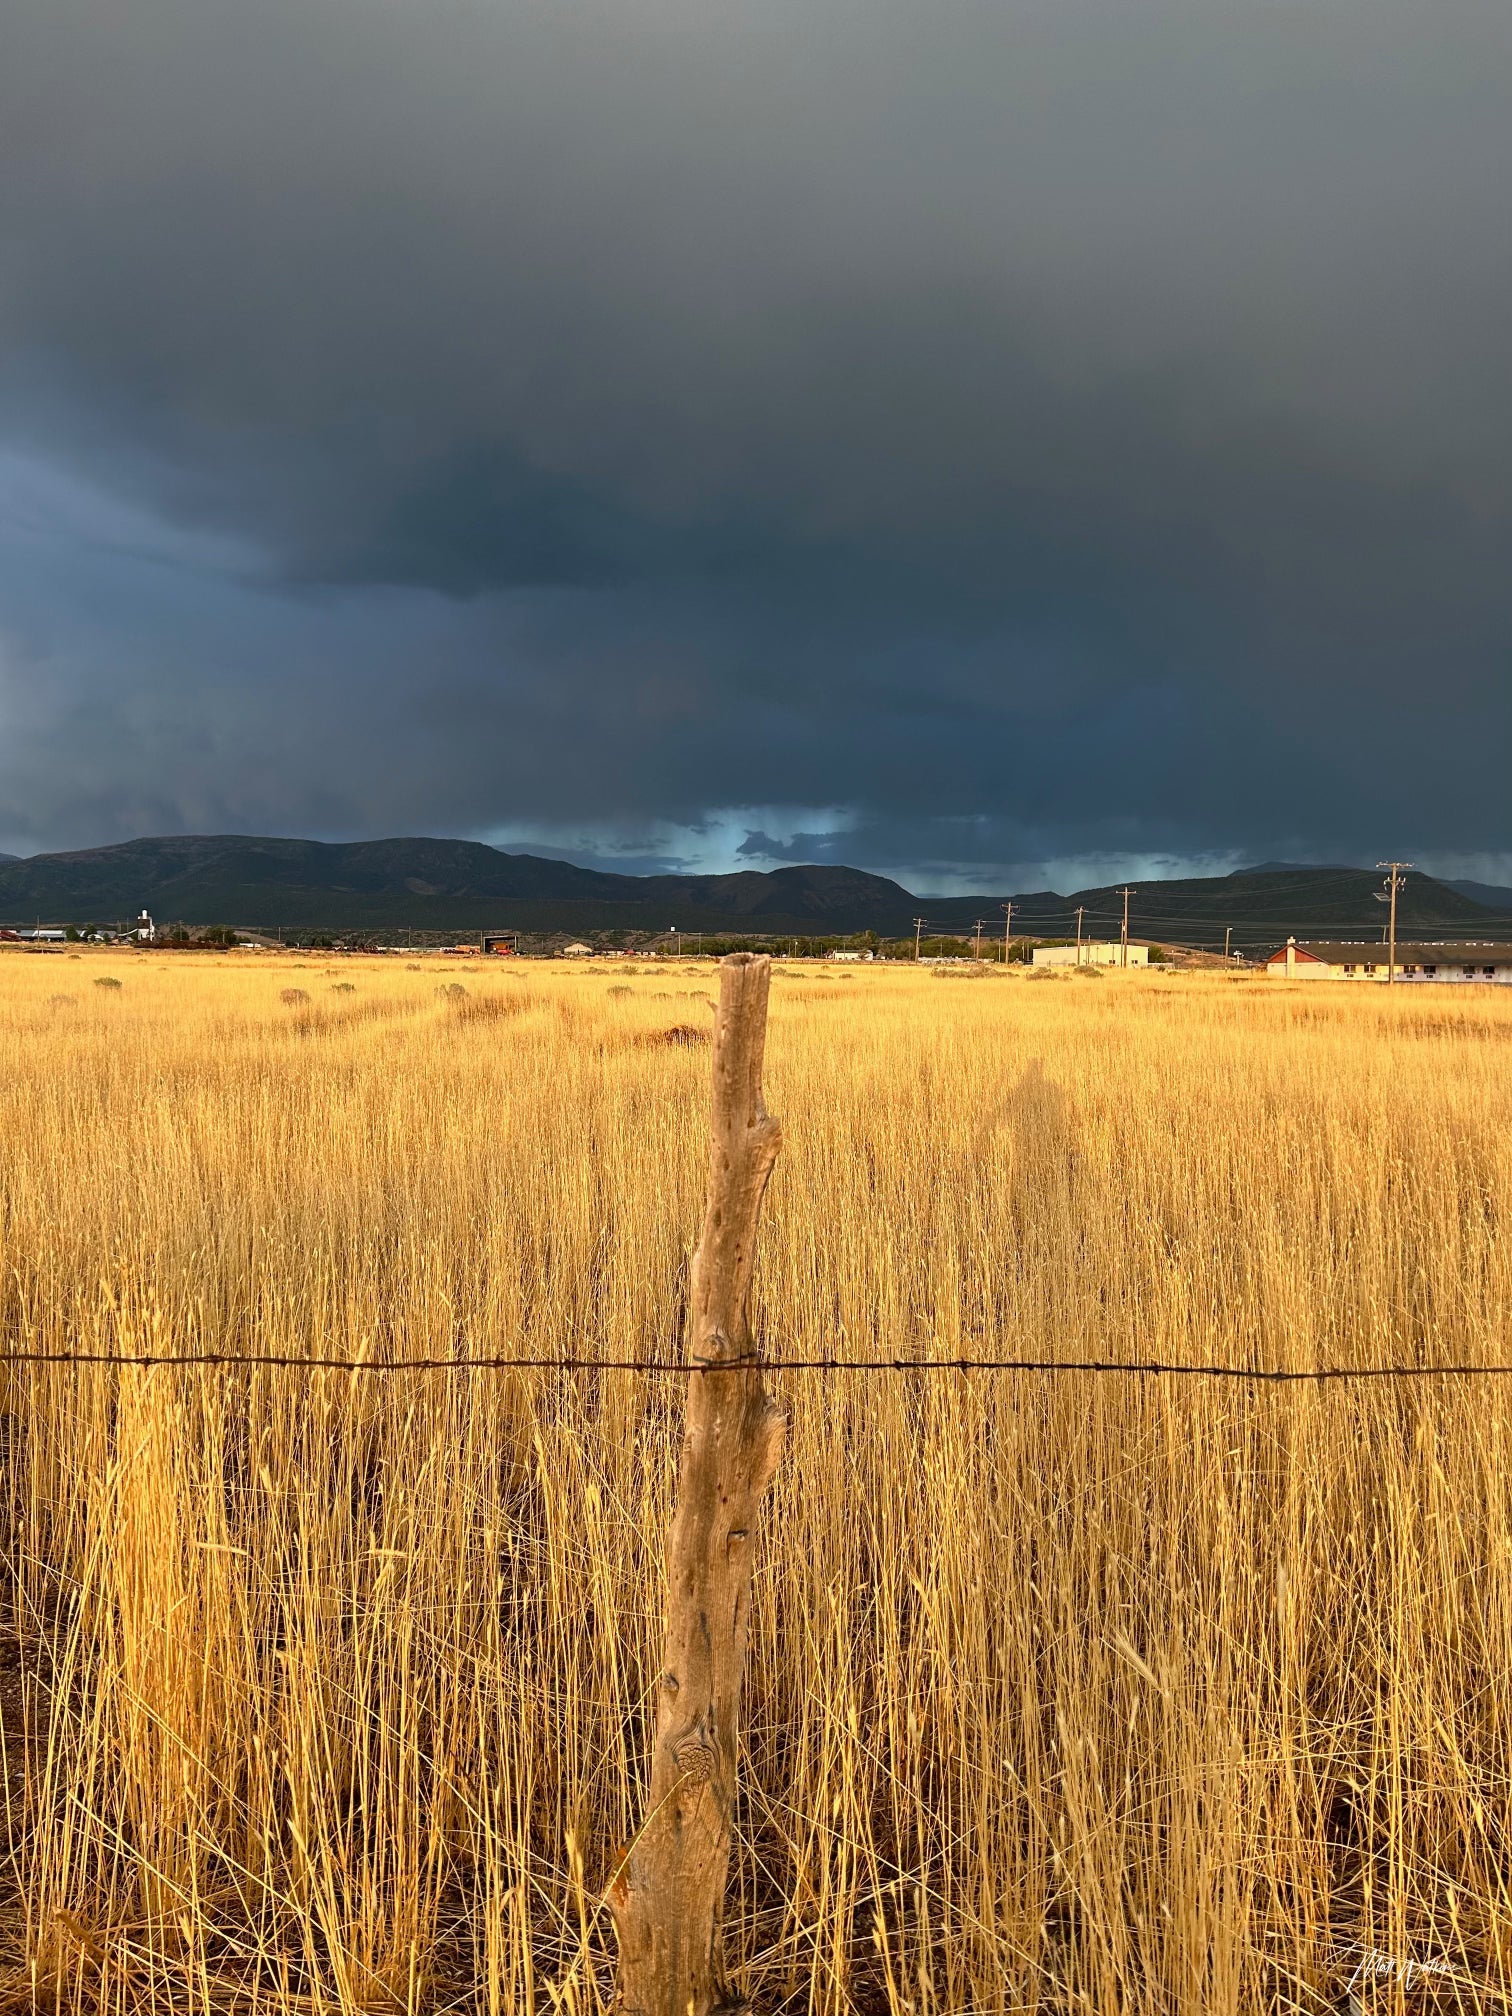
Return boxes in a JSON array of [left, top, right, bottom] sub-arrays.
[[3, 1350, 1512, 1380]]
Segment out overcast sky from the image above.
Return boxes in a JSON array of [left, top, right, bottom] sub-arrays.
[[2, 0, 1509, 887]]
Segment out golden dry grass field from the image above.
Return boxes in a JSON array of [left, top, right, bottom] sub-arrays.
[[2, 949, 1511, 2014]]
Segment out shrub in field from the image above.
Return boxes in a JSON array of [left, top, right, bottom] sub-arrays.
[[647, 1022, 708, 1046], [48, 994, 76, 1008], [93, 976, 122, 990], [448, 991, 530, 1022], [438, 982, 467, 1001], [280, 987, 309, 1006], [331, 982, 356, 993], [609, 985, 632, 998]]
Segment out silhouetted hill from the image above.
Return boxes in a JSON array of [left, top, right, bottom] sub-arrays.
[[0, 835, 918, 932], [3, 838, 1509, 945], [922, 865, 1512, 950], [1447, 878, 1512, 913]]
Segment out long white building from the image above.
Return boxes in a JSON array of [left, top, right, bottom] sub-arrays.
[[1265, 939, 1512, 982]]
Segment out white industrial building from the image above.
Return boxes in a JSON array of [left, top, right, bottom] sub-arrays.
[[1032, 942, 1149, 968]]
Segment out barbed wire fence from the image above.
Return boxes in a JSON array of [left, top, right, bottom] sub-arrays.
[[3, 1348, 1510, 1379]]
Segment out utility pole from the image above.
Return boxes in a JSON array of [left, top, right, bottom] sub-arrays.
[[1224, 925, 1231, 963], [914, 916, 926, 962], [1116, 888, 1136, 970], [1377, 862, 1412, 986], [972, 918, 987, 962], [1075, 905, 1085, 968], [1001, 901, 1013, 964]]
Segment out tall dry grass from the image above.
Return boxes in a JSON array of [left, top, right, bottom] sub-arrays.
[[1, 951, 1510, 2013]]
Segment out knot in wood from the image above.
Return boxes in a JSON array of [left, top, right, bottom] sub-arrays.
[[671, 1735, 718, 1786]]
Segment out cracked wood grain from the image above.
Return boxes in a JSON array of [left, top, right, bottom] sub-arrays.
[[611, 953, 786, 2016]]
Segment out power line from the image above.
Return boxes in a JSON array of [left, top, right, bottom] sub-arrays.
[[910, 908, 1512, 935]]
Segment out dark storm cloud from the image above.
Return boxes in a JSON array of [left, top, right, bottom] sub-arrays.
[[1, 0, 1509, 874]]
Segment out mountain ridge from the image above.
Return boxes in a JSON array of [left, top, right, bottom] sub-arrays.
[[1, 835, 1509, 945], [0, 835, 917, 933], [1448, 878, 1512, 912], [923, 864, 1512, 947]]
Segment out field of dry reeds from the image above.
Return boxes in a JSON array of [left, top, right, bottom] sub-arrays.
[[1, 950, 1510, 2014]]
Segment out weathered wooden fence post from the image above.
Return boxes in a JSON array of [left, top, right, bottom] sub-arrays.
[[611, 952, 786, 2016]]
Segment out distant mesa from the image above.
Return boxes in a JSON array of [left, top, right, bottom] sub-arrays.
[[1242, 860, 1357, 875]]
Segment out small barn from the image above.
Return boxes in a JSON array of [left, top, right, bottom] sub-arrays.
[[1263, 939, 1338, 979]]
